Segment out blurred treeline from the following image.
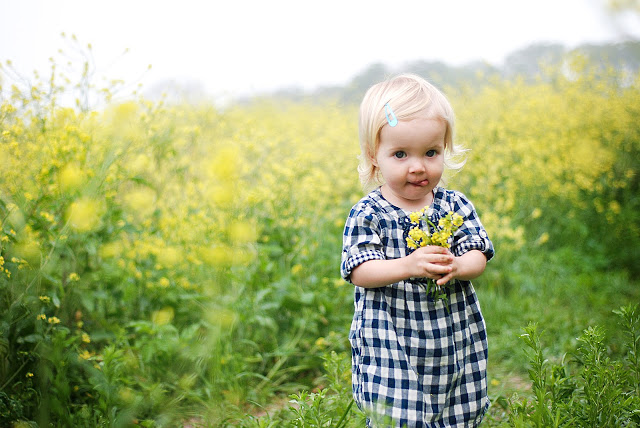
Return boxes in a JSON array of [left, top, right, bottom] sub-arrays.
[[264, 41, 640, 103]]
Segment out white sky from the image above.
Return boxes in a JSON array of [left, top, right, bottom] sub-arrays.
[[1, 0, 639, 99]]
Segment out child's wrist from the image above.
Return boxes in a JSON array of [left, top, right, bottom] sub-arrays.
[[399, 255, 415, 281]]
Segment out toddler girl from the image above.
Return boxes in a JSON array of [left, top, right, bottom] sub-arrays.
[[341, 74, 494, 427]]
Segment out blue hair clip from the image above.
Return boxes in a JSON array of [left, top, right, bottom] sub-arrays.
[[385, 103, 398, 127]]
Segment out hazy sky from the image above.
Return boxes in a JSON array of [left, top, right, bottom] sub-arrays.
[[1, 0, 639, 99]]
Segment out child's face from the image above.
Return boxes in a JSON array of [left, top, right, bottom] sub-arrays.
[[373, 117, 445, 211]]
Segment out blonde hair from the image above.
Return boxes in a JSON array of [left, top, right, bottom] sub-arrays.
[[357, 73, 466, 191]]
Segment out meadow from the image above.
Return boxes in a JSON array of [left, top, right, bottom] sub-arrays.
[[0, 51, 639, 427]]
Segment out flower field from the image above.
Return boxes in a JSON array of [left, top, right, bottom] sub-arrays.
[[1, 54, 639, 426]]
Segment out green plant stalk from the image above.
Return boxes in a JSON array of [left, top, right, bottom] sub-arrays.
[[334, 398, 354, 428]]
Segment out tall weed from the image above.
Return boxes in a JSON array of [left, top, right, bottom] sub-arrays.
[[506, 305, 640, 427]]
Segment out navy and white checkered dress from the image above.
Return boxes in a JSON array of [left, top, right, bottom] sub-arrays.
[[341, 187, 494, 427]]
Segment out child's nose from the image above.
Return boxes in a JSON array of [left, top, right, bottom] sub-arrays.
[[408, 158, 426, 173]]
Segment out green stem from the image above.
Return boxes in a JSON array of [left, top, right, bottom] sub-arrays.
[[335, 398, 355, 428]]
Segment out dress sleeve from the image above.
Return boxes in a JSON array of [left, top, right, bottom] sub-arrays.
[[341, 206, 386, 282], [450, 192, 495, 261]]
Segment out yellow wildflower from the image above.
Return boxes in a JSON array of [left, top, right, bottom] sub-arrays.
[[122, 188, 156, 221], [66, 197, 105, 232], [228, 220, 256, 244], [405, 208, 465, 304], [536, 232, 550, 246], [315, 337, 328, 348], [40, 211, 55, 222], [58, 163, 86, 193], [39, 296, 51, 303], [48, 316, 61, 324], [438, 215, 452, 230], [151, 307, 175, 326], [68, 272, 80, 281], [291, 264, 303, 275], [208, 147, 240, 183]]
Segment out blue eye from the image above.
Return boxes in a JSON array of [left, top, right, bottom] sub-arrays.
[[426, 150, 437, 157], [394, 151, 407, 159]]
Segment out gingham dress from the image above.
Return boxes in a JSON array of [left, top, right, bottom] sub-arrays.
[[341, 187, 494, 427]]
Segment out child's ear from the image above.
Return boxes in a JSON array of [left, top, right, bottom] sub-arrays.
[[370, 153, 378, 167]]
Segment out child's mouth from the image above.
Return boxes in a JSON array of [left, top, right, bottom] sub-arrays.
[[410, 179, 429, 187]]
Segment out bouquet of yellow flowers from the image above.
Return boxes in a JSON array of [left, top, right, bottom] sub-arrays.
[[406, 208, 464, 304]]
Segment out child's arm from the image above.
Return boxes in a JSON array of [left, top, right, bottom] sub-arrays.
[[350, 247, 487, 288], [350, 245, 454, 288]]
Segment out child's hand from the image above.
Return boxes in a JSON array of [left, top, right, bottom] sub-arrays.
[[405, 245, 454, 281], [435, 249, 487, 286]]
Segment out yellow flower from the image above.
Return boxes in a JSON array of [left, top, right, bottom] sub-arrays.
[[536, 232, 550, 246], [66, 197, 105, 232], [156, 246, 181, 268], [68, 272, 80, 281], [315, 337, 328, 348], [438, 215, 453, 229], [609, 201, 621, 215], [122, 188, 156, 221], [26, 372, 34, 378], [48, 316, 61, 324], [39, 296, 51, 303], [405, 208, 465, 304], [37, 314, 47, 320], [151, 307, 175, 326], [82, 333, 91, 343], [40, 211, 55, 222], [58, 163, 86, 193], [208, 147, 240, 183], [228, 220, 256, 244], [408, 227, 427, 243]]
